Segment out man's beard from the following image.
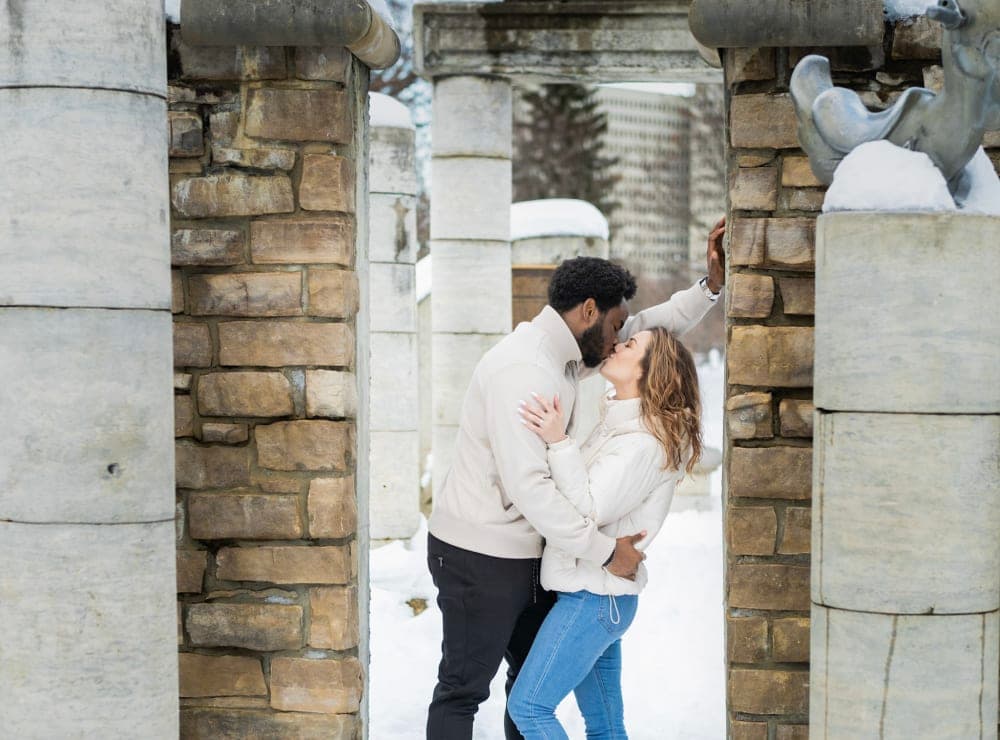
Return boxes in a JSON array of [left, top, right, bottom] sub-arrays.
[[579, 322, 605, 368]]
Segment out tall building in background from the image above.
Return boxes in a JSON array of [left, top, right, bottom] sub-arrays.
[[687, 83, 727, 277]]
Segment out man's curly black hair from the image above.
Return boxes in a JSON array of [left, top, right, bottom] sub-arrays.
[[547, 257, 637, 314]]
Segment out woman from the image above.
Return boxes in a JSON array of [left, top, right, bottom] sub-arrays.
[[508, 326, 702, 739]]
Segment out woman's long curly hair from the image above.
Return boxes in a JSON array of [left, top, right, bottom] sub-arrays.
[[637, 327, 703, 475]]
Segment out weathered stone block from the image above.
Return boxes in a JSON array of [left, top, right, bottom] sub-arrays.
[[218, 321, 353, 367], [197, 371, 293, 417], [726, 48, 775, 83], [185, 603, 303, 650], [431, 159, 512, 241], [209, 110, 239, 146], [433, 76, 513, 159], [172, 174, 294, 218], [250, 218, 354, 265], [371, 126, 419, 195], [170, 111, 204, 157], [270, 657, 363, 713], [172, 228, 245, 266], [369, 430, 422, 540], [212, 145, 296, 171], [189, 491, 302, 540], [727, 274, 774, 319], [772, 617, 810, 663], [729, 564, 810, 610], [814, 412, 999, 613], [732, 167, 778, 211], [892, 16, 942, 59], [296, 47, 351, 81], [730, 94, 798, 149], [728, 326, 814, 388], [188, 272, 302, 317], [300, 155, 355, 213], [727, 506, 777, 555], [370, 193, 418, 264], [171, 36, 285, 81], [216, 545, 352, 584], [781, 188, 825, 212], [779, 507, 811, 555], [368, 262, 415, 330], [307, 269, 358, 318], [778, 278, 814, 316], [781, 156, 824, 187], [776, 725, 809, 740], [176, 395, 195, 437], [200, 422, 249, 444], [431, 240, 512, 333], [179, 654, 266, 697], [172, 270, 185, 313], [778, 399, 814, 437], [309, 586, 359, 650], [730, 446, 812, 499], [730, 218, 815, 270], [726, 391, 773, 439], [728, 615, 768, 663], [180, 708, 358, 739], [370, 332, 419, 430], [245, 87, 351, 143], [305, 370, 357, 419], [731, 721, 769, 740], [174, 322, 213, 368], [307, 477, 357, 539], [177, 549, 208, 593], [729, 668, 809, 714], [175, 441, 251, 489], [256, 420, 353, 472], [175, 372, 193, 391]]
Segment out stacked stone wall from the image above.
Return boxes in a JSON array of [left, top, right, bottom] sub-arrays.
[[723, 23, 1000, 739], [168, 28, 367, 739]]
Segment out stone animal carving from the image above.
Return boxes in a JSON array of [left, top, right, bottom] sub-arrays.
[[790, 0, 1000, 203]]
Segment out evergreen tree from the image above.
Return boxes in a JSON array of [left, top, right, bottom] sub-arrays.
[[513, 85, 620, 220]]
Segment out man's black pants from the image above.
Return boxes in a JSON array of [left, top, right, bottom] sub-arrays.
[[426, 533, 557, 740]]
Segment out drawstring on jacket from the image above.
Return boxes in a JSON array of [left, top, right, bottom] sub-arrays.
[[608, 594, 621, 625]]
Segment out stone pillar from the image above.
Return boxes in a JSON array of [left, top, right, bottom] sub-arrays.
[[0, 1, 177, 736], [431, 75, 513, 493], [810, 212, 1000, 738], [368, 93, 420, 540]]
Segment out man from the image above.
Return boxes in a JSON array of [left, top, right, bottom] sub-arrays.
[[426, 218, 727, 739]]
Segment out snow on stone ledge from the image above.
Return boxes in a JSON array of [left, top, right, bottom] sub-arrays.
[[369, 93, 415, 130], [884, 0, 931, 21], [416, 255, 432, 303], [511, 199, 610, 241], [164, 0, 179, 23]]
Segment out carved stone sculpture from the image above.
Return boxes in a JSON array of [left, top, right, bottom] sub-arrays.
[[790, 0, 1000, 203]]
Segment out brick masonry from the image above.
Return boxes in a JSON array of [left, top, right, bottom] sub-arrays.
[[168, 29, 365, 739], [722, 32, 1000, 738]]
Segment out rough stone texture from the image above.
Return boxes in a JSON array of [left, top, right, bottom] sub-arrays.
[[729, 668, 809, 715], [431, 159, 513, 242], [732, 166, 778, 211], [180, 708, 358, 739], [218, 321, 353, 367], [216, 546, 352, 584], [185, 603, 303, 651], [255, 421, 353, 472], [728, 616, 769, 663], [173, 270, 185, 313], [814, 412, 999, 614], [188, 272, 302, 316], [305, 370, 357, 419], [175, 442, 251, 490], [731, 721, 769, 740], [170, 111, 205, 157], [296, 47, 351, 82], [213, 145, 296, 171], [726, 392, 773, 439], [188, 492, 302, 540], [369, 194, 418, 264], [815, 213, 999, 413], [309, 586, 359, 650], [174, 322, 213, 367], [0, 89, 170, 309], [727, 506, 777, 555], [197, 371, 294, 417], [729, 564, 811, 611], [172, 174, 294, 218], [0, 309, 175, 522], [728, 274, 774, 319], [178, 654, 267, 697], [177, 550, 208, 593], [778, 278, 814, 316], [0, 521, 178, 736], [730, 94, 799, 149], [781, 188, 825, 212], [891, 16, 942, 60], [779, 399, 814, 437], [725, 48, 775, 83], [171, 36, 286, 82], [731, 218, 815, 270], [371, 127, 419, 195], [776, 726, 809, 740], [270, 657, 363, 714], [781, 156, 824, 187], [176, 395, 195, 437], [307, 477, 357, 539], [250, 218, 354, 266], [245, 87, 351, 143], [299, 155, 356, 213], [200, 422, 250, 444], [779, 507, 811, 555], [772, 617, 810, 663], [432, 75, 513, 159], [172, 229, 245, 266], [730, 446, 812, 499], [307, 269, 359, 318], [810, 606, 998, 738], [728, 326, 814, 388]]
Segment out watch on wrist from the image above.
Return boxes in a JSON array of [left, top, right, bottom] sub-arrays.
[[699, 276, 720, 302]]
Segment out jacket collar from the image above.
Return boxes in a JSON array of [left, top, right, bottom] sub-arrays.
[[531, 305, 583, 368], [600, 393, 644, 432]]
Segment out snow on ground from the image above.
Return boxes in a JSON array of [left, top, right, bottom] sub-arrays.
[[370, 93, 416, 130], [370, 357, 725, 739], [511, 199, 610, 241]]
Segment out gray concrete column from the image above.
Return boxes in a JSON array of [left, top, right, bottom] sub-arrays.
[[0, 2, 177, 736], [368, 93, 421, 540], [430, 75, 513, 494], [810, 212, 1000, 739]]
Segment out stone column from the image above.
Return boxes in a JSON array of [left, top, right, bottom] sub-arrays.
[[810, 212, 1000, 738], [0, 1, 177, 736], [368, 93, 420, 540], [431, 75, 513, 493]]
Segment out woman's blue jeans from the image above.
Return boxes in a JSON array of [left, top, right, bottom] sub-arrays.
[[508, 590, 639, 739]]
